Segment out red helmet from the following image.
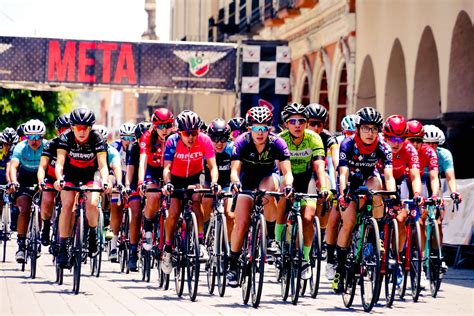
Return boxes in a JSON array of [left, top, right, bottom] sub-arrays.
[[406, 120, 424, 138], [152, 108, 174, 125], [383, 115, 407, 137]]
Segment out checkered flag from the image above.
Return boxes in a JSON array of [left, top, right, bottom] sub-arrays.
[[241, 41, 291, 95]]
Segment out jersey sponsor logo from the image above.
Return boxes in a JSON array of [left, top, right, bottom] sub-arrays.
[[173, 50, 227, 77], [290, 149, 313, 158], [69, 151, 95, 160], [340, 152, 347, 160], [175, 151, 203, 160], [218, 165, 230, 171]]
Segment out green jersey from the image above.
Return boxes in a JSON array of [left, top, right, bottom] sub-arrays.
[[279, 129, 325, 175]]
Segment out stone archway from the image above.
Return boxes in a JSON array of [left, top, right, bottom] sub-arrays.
[[413, 26, 441, 119], [385, 39, 407, 117], [356, 55, 376, 110]]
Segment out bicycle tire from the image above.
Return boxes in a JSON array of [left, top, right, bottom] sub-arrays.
[[427, 221, 442, 298], [342, 251, 357, 308], [360, 217, 381, 312], [95, 210, 104, 277], [241, 227, 251, 305], [174, 221, 185, 297], [56, 264, 64, 285], [216, 213, 228, 297], [29, 206, 39, 279], [289, 215, 303, 305], [206, 217, 216, 295], [384, 218, 399, 307], [410, 221, 422, 302], [186, 212, 200, 301], [280, 220, 290, 301], [310, 216, 322, 299], [2, 204, 9, 262], [251, 214, 266, 308], [73, 208, 84, 295]]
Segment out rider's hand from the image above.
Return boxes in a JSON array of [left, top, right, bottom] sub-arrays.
[[116, 183, 125, 194], [320, 187, 331, 201], [210, 182, 220, 195], [53, 179, 64, 191], [450, 191, 462, 204], [338, 194, 350, 210], [230, 181, 241, 194], [102, 182, 111, 194], [284, 185, 294, 199], [8, 182, 19, 193], [125, 185, 132, 196], [38, 181, 46, 191], [163, 182, 174, 196], [431, 195, 443, 206], [138, 182, 147, 196], [413, 192, 424, 207]]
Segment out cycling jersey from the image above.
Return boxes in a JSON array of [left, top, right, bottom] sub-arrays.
[[339, 135, 392, 187], [204, 141, 233, 187], [11, 139, 47, 186], [416, 143, 438, 176], [126, 142, 140, 189], [139, 130, 168, 168], [107, 145, 121, 169], [0, 144, 10, 184], [391, 141, 420, 180], [111, 140, 127, 169], [41, 137, 61, 181], [435, 147, 454, 175], [318, 129, 338, 154], [164, 133, 215, 178], [232, 132, 290, 189]]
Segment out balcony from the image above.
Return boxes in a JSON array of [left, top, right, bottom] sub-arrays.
[[263, 0, 284, 27], [294, 0, 317, 9], [275, 0, 301, 20]]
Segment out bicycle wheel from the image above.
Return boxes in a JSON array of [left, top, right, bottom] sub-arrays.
[[410, 221, 422, 302], [384, 218, 399, 307], [2, 203, 9, 262], [280, 223, 290, 301], [29, 206, 40, 279], [342, 250, 357, 308], [141, 250, 151, 282], [206, 218, 216, 294], [309, 216, 322, 298], [427, 221, 442, 298], [216, 213, 228, 297], [250, 214, 266, 308], [185, 212, 200, 301], [95, 209, 104, 277], [360, 217, 381, 312], [288, 215, 303, 305], [241, 231, 251, 305], [73, 208, 84, 295], [174, 222, 185, 297]]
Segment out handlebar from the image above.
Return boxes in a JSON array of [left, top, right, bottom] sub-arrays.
[[62, 186, 104, 193]]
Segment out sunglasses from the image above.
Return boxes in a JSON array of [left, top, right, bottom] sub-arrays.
[[180, 130, 199, 137], [154, 123, 173, 130], [72, 125, 91, 132], [26, 134, 43, 141], [287, 118, 307, 125], [408, 137, 423, 143], [211, 136, 228, 143], [308, 120, 323, 127], [386, 136, 405, 144], [250, 125, 270, 133], [360, 125, 379, 134], [121, 136, 136, 142]]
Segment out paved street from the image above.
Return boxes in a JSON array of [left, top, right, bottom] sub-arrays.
[[1, 237, 473, 315]]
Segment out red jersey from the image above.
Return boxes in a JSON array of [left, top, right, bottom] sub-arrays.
[[417, 143, 438, 176], [392, 141, 420, 179], [139, 130, 166, 168]]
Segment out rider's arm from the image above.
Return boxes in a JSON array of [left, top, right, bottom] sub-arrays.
[[230, 160, 242, 183], [339, 166, 349, 194], [6, 161, 11, 183], [55, 149, 66, 181], [97, 152, 109, 185], [125, 165, 134, 187], [444, 169, 457, 193], [279, 160, 293, 187], [37, 156, 49, 184], [111, 164, 122, 185], [9, 159, 19, 184], [163, 160, 172, 184], [429, 169, 440, 196], [137, 153, 147, 185], [330, 143, 339, 174], [312, 159, 327, 189], [206, 157, 219, 184], [409, 167, 422, 195], [383, 167, 397, 192]]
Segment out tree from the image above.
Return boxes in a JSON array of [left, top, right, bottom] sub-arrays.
[[0, 88, 75, 139]]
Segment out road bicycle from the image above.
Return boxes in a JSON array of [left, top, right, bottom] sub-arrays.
[[90, 194, 106, 278], [0, 185, 11, 262], [117, 190, 131, 274]]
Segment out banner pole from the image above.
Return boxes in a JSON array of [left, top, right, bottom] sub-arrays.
[[234, 39, 242, 117]]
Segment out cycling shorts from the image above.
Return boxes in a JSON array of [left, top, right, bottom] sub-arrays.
[[170, 173, 201, 199], [241, 172, 280, 191], [144, 166, 164, 185], [64, 166, 96, 187]]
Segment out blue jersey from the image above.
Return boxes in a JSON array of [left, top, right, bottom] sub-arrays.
[[107, 145, 121, 168], [11, 140, 47, 174]]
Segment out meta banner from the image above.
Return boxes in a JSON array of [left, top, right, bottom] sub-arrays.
[[0, 36, 237, 92]]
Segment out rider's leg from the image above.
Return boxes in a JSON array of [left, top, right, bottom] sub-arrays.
[[302, 203, 317, 261], [260, 174, 279, 242], [85, 184, 101, 256]]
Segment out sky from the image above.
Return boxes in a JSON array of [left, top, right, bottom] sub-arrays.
[[0, 0, 170, 41]]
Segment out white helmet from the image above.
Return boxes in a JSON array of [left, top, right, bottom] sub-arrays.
[[423, 124, 442, 143], [94, 124, 109, 139], [438, 129, 446, 145], [119, 122, 135, 136], [24, 119, 46, 136]]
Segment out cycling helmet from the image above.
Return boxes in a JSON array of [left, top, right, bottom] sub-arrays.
[[175, 110, 202, 131], [1, 127, 18, 144], [207, 119, 231, 138], [383, 115, 407, 137], [24, 119, 46, 136], [423, 124, 442, 143], [356, 106, 383, 127], [119, 122, 135, 136], [438, 129, 446, 145], [246, 106, 273, 125], [199, 121, 208, 133], [281, 102, 307, 122], [93, 124, 109, 139], [152, 108, 174, 125], [16, 123, 25, 138], [228, 117, 247, 132], [305, 103, 328, 121], [406, 120, 424, 138], [134, 121, 151, 139], [55, 114, 70, 130], [70, 107, 96, 126], [341, 114, 357, 132]]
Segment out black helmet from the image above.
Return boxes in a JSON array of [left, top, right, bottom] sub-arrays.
[[70, 107, 96, 126], [281, 102, 307, 122], [176, 110, 202, 131], [55, 113, 70, 130], [356, 106, 383, 127], [135, 121, 151, 139], [305, 103, 328, 121], [228, 117, 247, 132], [246, 106, 273, 125], [1, 127, 18, 144], [199, 120, 208, 133], [207, 118, 231, 138], [16, 123, 25, 138]]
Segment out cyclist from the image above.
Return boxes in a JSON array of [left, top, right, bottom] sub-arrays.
[[108, 122, 135, 261], [37, 114, 70, 247], [0, 128, 18, 228], [54, 107, 110, 267], [161, 110, 219, 274], [228, 117, 247, 141], [138, 108, 174, 252], [333, 107, 396, 293], [202, 119, 234, 239], [126, 121, 151, 271], [324, 114, 357, 280], [226, 106, 294, 287], [276, 102, 328, 280], [9, 120, 47, 263]]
